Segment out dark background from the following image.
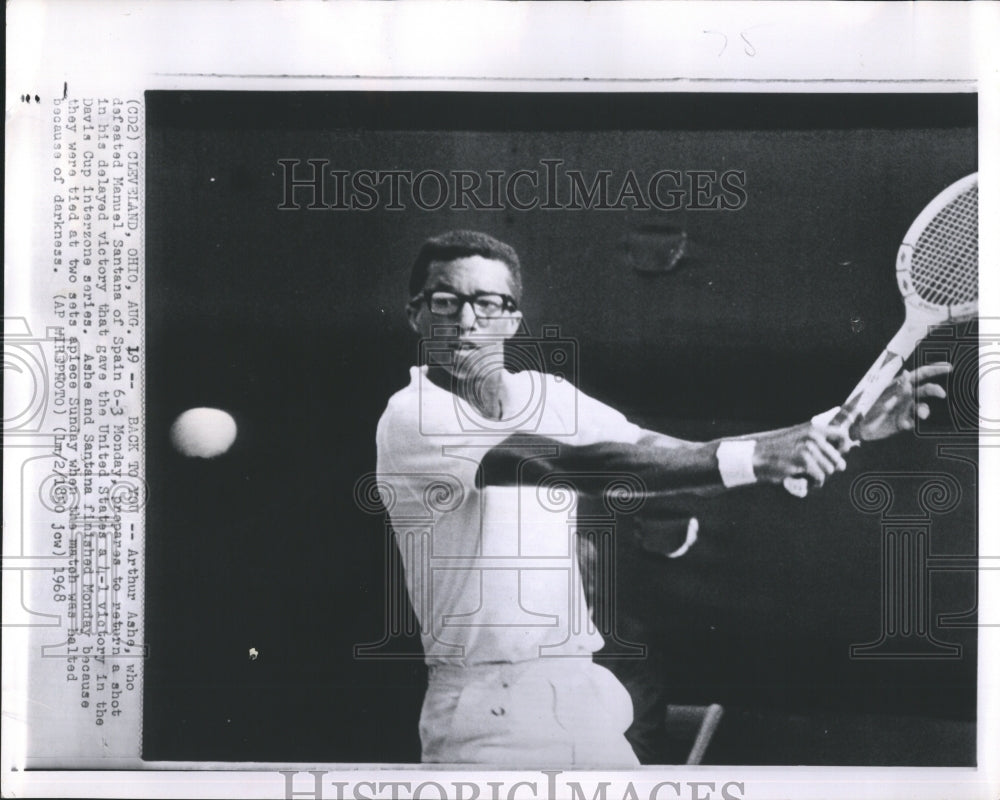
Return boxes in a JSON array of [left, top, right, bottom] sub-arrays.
[[142, 92, 978, 765]]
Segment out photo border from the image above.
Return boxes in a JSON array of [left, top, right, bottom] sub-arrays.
[[4, 2, 999, 798]]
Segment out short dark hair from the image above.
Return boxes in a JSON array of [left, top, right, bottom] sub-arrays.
[[409, 230, 522, 302]]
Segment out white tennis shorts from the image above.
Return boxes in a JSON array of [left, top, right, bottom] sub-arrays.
[[419, 657, 639, 767]]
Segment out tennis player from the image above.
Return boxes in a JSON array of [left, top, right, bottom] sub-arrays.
[[374, 230, 950, 767]]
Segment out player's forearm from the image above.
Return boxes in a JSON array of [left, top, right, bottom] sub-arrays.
[[596, 440, 733, 493], [637, 426, 797, 491], [635, 430, 700, 450], [479, 420, 847, 496], [634, 430, 766, 493], [478, 435, 734, 494], [631, 420, 849, 491], [634, 431, 794, 493]]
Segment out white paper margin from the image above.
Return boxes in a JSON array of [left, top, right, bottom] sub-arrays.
[[5, 1, 999, 799]]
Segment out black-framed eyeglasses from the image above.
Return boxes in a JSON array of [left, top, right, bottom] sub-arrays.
[[411, 290, 518, 319]]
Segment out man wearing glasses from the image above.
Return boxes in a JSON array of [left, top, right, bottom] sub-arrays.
[[374, 229, 949, 767]]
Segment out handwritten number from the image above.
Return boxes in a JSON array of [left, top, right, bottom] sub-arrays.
[[703, 29, 756, 57], [703, 30, 728, 57]]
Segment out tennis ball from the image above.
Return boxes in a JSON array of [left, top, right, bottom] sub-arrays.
[[170, 407, 237, 458]]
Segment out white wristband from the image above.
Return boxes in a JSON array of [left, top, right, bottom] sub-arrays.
[[717, 440, 757, 488]]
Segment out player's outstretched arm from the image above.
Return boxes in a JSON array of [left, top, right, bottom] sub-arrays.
[[479, 422, 851, 496], [634, 362, 951, 495]]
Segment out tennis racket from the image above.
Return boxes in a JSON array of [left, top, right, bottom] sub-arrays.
[[785, 172, 978, 496]]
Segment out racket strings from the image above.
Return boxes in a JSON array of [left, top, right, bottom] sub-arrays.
[[910, 185, 978, 308]]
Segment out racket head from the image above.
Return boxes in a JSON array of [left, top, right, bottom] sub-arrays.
[[785, 175, 977, 499], [896, 172, 978, 323]]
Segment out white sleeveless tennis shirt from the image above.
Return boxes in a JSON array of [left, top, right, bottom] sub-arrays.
[[375, 366, 645, 666]]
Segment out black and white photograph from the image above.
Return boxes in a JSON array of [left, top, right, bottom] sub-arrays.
[[3, 3, 998, 799], [142, 91, 978, 769]]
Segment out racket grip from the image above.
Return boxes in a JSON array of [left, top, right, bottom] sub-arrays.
[[786, 345, 910, 498], [836, 314, 928, 429], [831, 350, 906, 430]]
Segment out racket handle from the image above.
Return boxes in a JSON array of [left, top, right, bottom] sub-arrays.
[[833, 319, 925, 429], [785, 335, 914, 497], [830, 352, 904, 430], [783, 360, 899, 497]]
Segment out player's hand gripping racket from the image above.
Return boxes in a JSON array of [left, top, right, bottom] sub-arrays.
[[784, 173, 978, 497]]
